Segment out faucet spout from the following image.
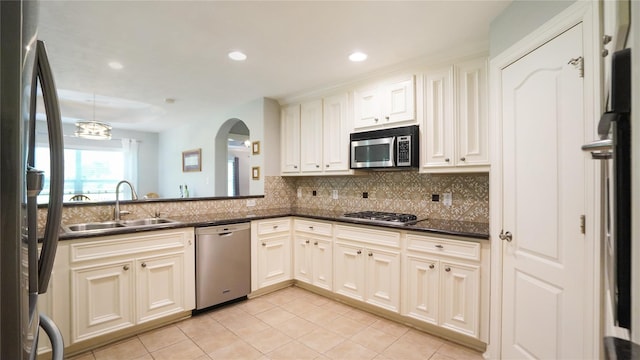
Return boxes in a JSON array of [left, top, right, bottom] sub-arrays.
[[114, 180, 138, 221]]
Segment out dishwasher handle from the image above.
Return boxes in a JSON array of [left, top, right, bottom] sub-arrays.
[[196, 222, 251, 236]]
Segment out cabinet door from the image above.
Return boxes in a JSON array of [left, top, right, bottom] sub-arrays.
[[423, 67, 455, 167], [455, 58, 488, 166], [136, 253, 185, 324], [365, 247, 400, 312], [440, 261, 480, 337], [281, 104, 301, 173], [322, 93, 351, 172], [71, 261, 134, 343], [257, 233, 291, 288], [311, 237, 332, 291], [333, 242, 365, 301], [293, 235, 313, 284], [353, 86, 381, 129], [405, 255, 440, 325], [300, 100, 324, 172], [383, 75, 415, 124]]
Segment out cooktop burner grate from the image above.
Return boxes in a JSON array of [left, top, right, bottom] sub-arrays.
[[342, 211, 418, 224]]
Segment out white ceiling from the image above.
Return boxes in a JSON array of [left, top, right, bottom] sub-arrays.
[[37, 1, 510, 133]]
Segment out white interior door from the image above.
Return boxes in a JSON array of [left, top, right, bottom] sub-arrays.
[[501, 23, 587, 359]]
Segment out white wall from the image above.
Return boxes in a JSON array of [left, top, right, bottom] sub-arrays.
[[157, 97, 280, 198], [489, 0, 575, 58]]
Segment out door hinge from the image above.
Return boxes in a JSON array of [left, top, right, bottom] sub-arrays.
[[568, 56, 584, 78], [580, 215, 586, 234]]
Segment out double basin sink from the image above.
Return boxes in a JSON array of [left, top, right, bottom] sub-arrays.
[[63, 218, 180, 234]]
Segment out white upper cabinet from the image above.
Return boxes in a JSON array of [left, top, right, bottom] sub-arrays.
[[455, 58, 488, 167], [281, 104, 301, 173], [353, 74, 416, 130], [322, 93, 351, 172], [422, 57, 489, 171], [281, 93, 352, 176], [300, 100, 324, 172]]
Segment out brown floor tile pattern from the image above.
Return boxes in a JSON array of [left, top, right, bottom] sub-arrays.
[[68, 286, 483, 360]]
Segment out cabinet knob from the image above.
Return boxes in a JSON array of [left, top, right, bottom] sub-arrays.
[[435, 244, 444, 249], [314, 241, 318, 246], [294, 165, 298, 169], [368, 252, 373, 257], [316, 164, 320, 168], [273, 225, 278, 229], [374, 118, 379, 122], [429, 264, 435, 269], [460, 157, 466, 162], [357, 250, 362, 255], [385, 116, 390, 121], [445, 158, 450, 162], [445, 267, 451, 272], [309, 226, 314, 230], [262, 242, 266, 247], [326, 164, 330, 168], [141, 262, 147, 268], [123, 265, 129, 271], [305, 240, 310, 244]]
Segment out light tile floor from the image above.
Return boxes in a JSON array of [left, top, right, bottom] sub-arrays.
[[69, 286, 483, 360]]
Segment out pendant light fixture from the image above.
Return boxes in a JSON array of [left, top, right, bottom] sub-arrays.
[[74, 94, 112, 140]]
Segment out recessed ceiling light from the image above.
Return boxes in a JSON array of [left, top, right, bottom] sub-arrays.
[[349, 52, 368, 62], [228, 51, 247, 61], [108, 61, 123, 70]]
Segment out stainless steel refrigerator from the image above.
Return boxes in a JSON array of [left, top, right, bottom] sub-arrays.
[[1, 0, 65, 358]]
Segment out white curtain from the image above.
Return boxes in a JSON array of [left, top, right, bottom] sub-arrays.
[[122, 138, 139, 189]]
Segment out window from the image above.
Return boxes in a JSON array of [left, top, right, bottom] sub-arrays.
[[35, 146, 125, 203]]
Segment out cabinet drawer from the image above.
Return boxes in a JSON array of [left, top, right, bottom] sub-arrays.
[[294, 219, 332, 237], [335, 224, 400, 248], [70, 229, 190, 263], [406, 234, 480, 261], [256, 218, 291, 235]]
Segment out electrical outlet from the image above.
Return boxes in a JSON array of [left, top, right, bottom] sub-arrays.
[[246, 199, 256, 207], [363, 192, 368, 199], [297, 188, 302, 198], [312, 190, 317, 196], [431, 194, 439, 202], [443, 192, 452, 206], [332, 190, 338, 199]]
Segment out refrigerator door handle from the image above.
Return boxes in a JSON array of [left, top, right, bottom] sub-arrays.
[[39, 313, 64, 360], [34, 40, 64, 294]]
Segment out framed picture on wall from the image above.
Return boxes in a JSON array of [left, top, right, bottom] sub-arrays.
[[252, 166, 260, 180], [182, 149, 201, 172]]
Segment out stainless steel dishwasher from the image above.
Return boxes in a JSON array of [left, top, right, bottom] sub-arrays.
[[195, 222, 251, 310]]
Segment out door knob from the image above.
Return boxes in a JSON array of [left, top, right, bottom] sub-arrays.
[[499, 230, 513, 242]]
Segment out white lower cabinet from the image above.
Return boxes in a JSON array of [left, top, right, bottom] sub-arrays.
[[403, 233, 481, 338], [252, 218, 292, 290], [293, 219, 333, 291], [334, 224, 401, 312], [68, 228, 195, 344]]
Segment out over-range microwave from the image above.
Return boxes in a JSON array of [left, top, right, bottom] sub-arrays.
[[350, 125, 419, 169]]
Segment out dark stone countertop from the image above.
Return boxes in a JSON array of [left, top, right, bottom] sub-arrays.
[[58, 207, 489, 241]]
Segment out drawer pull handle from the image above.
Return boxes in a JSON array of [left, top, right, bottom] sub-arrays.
[[123, 265, 129, 271], [273, 225, 279, 229], [445, 267, 451, 272], [309, 226, 314, 230], [141, 262, 147, 268], [435, 245, 444, 249], [429, 264, 435, 269], [314, 241, 318, 245]]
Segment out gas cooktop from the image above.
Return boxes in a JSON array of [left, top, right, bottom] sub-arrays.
[[342, 211, 419, 225]]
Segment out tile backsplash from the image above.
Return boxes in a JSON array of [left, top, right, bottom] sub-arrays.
[[46, 172, 488, 226]]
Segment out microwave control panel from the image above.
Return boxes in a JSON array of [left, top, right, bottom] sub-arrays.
[[397, 135, 411, 166]]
